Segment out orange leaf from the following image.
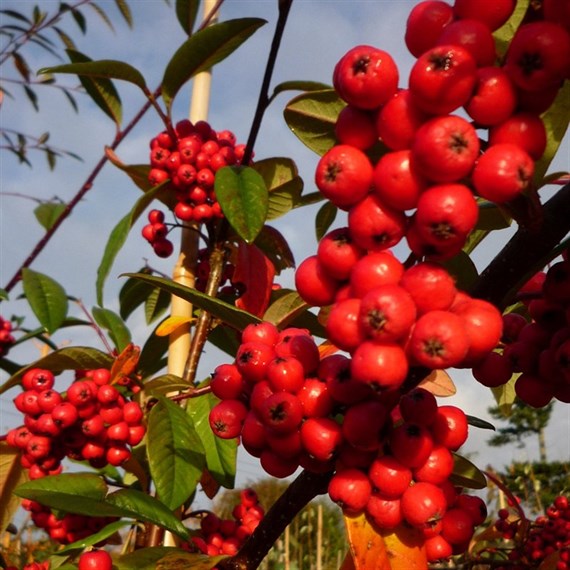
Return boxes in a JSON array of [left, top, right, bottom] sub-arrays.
[[110, 342, 140, 385], [419, 369, 456, 397], [233, 243, 275, 318], [318, 340, 338, 358], [344, 512, 427, 570]]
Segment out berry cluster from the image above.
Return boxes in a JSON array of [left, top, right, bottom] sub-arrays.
[[207, 327, 488, 562], [316, 0, 569, 263], [143, 119, 248, 256], [328, 388, 488, 563], [188, 488, 264, 557], [297, 241, 503, 377], [473, 257, 570, 407], [141, 208, 174, 258], [7, 367, 146, 479], [20, 498, 117, 545], [0, 315, 16, 357], [6, 562, 50, 570], [494, 495, 570, 569]]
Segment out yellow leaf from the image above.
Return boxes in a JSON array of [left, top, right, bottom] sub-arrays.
[[419, 369, 456, 397], [155, 316, 194, 337], [0, 442, 28, 535], [318, 340, 338, 358]]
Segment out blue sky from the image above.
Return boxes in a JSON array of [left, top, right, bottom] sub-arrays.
[[1, 0, 569, 496]]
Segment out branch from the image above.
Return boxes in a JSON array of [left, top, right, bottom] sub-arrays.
[[470, 183, 570, 308], [217, 469, 333, 570]]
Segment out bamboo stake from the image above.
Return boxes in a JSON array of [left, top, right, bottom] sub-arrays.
[[167, 0, 218, 379], [163, 0, 218, 550], [316, 503, 322, 570]]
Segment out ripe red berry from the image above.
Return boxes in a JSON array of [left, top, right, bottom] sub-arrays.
[[335, 105, 378, 149], [368, 455, 412, 499], [405, 1, 454, 58], [314, 144, 374, 210], [209, 399, 248, 439], [401, 482, 447, 529], [295, 255, 341, 307], [300, 417, 343, 461], [333, 45, 399, 110], [436, 18, 497, 67], [431, 405, 469, 451], [328, 468, 372, 514], [78, 550, 113, 570]]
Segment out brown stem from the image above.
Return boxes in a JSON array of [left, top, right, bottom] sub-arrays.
[[3, 95, 156, 293], [217, 470, 333, 570], [183, 235, 227, 384], [169, 385, 212, 402]]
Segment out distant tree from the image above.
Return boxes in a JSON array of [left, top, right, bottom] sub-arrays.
[[487, 399, 568, 514]]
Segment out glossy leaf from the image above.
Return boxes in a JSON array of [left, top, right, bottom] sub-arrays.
[[253, 157, 304, 220], [122, 272, 261, 332], [21, 268, 68, 334], [0, 346, 113, 395], [215, 165, 268, 244], [467, 415, 496, 431], [284, 89, 345, 156], [254, 225, 295, 273], [143, 374, 189, 398], [147, 397, 205, 510], [66, 49, 122, 124], [0, 442, 28, 535], [186, 390, 237, 490], [119, 270, 155, 321], [269, 80, 331, 103], [114, 548, 224, 570], [493, 0, 529, 57], [315, 201, 337, 241], [175, 0, 199, 35], [37, 58, 147, 91], [450, 453, 488, 489], [443, 251, 479, 291], [161, 18, 266, 110], [57, 519, 132, 554], [145, 285, 171, 324], [92, 306, 131, 352], [96, 181, 168, 306], [535, 80, 570, 185], [155, 315, 194, 336], [263, 290, 310, 328]]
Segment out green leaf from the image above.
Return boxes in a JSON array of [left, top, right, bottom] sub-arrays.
[[493, 0, 530, 58], [0, 347, 113, 395], [466, 415, 496, 431], [263, 290, 310, 328], [114, 0, 133, 28], [253, 157, 304, 220], [145, 286, 171, 325], [491, 374, 519, 416], [175, 0, 199, 35], [34, 201, 66, 231], [443, 251, 479, 291], [535, 80, 570, 185], [38, 58, 147, 91], [284, 89, 345, 156], [21, 268, 68, 334], [119, 270, 154, 321], [269, 80, 331, 103], [215, 165, 268, 244], [161, 17, 266, 110], [450, 453, 488, 490], [57, 519, 132, 554], [147, 397, 205, 510], [96, 182, 168, 306], [114, 547, 224, 570], [186, 390, 237, 489], [91, 307, 131, 352], [66, 49, 122, 125], [122, 273, 261, 332], [106, 488, 190, 539], [143, 374, 189, 397], [138, 323, 169, 377], [15, 473, 190, 539], [315, 201, 337, 241], [0, 288, 9, 301]]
